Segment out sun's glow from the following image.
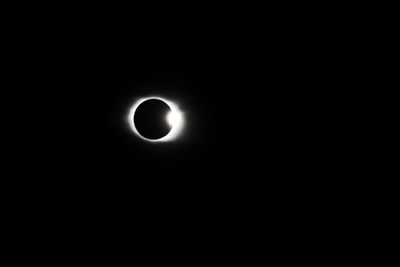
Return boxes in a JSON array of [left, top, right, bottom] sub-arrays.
[[127, 96, 184, 142], [166, 110, 183, 127]]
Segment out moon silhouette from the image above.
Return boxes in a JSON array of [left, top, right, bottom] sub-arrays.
[[127, 97, 184, 142], [134, 99, 172, 139]]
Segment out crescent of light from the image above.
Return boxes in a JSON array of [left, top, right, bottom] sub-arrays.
[[127, 96, 184, 142]]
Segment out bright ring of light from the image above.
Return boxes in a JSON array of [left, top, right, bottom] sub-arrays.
[[127, 96, 184, 142]]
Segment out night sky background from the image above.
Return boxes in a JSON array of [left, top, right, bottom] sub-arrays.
[[4, 5, 348, 259]]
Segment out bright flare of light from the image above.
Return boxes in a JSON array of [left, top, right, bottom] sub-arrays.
[[166, 110, 183, 127], [127, 96, 185, 142]]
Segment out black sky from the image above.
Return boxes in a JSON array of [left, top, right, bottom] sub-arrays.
[[9, 11, 331, 199], [3, 6, 347, 256]]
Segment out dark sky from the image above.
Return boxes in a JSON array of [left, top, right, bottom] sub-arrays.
[[4, 7, 346, 255], [12, 15, 327, 199], [22, 30, 322, 217]]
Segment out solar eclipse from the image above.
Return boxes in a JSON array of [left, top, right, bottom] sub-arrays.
[[127, 97, 184, 142]]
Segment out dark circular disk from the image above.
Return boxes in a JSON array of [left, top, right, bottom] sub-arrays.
[[134, 99, 172, 140]]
